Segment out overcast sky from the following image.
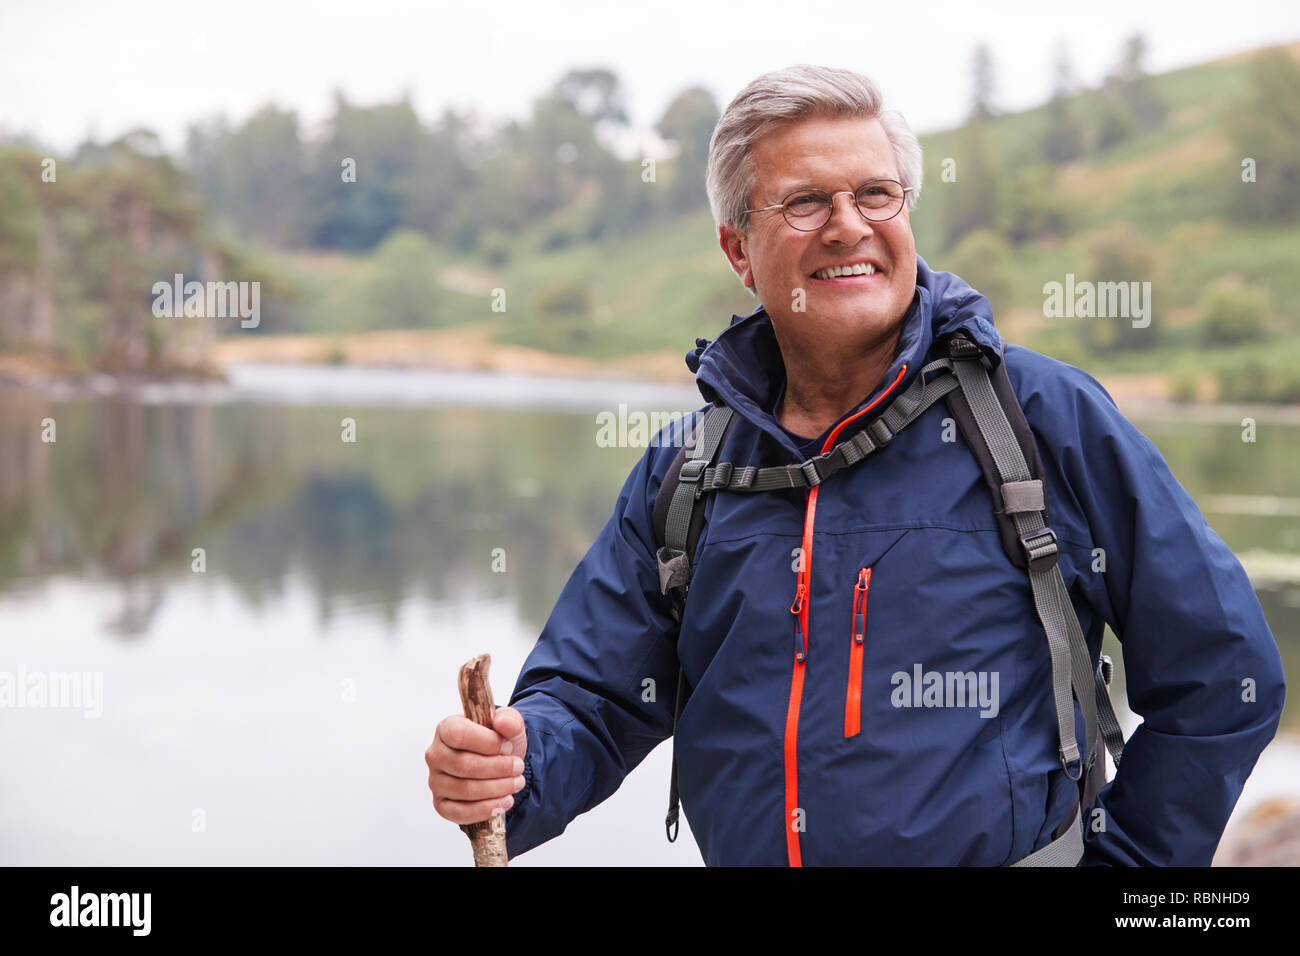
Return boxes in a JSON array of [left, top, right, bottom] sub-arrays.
[[3, 0, 1298, 157]]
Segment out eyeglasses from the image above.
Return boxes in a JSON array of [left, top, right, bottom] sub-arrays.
[[743, 179, 915, 231]]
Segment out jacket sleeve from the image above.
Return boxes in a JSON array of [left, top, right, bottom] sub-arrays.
[[500, 424, 687, 858], [1030, 358, 1287, 866]]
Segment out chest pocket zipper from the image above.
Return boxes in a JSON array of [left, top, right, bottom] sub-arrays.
[[844, 566, 872, 738]]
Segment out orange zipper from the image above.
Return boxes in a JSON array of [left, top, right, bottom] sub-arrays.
[[782, 363, 907, 867], [844, 567, 871, 737]]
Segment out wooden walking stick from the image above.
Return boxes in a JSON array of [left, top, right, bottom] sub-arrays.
[[457, 654, 509, 867]]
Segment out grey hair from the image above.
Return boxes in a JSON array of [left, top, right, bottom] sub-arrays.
[[705, 64, 923, 235]]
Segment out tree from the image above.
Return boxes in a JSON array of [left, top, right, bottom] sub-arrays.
[[1224, 48, 1300, 222], [1094, 83, 1138, 151], [554, 68, 629, 126], [1042, 42, 1084, 164], [945, 120, 1001, 248], [970, 44, 997, 122], [1115, 34, 1167, 128], [306, 92, 428, 251], [655, 86, 720, 213], [999, 165, 1071, 243], [186, 105, 307, 247]]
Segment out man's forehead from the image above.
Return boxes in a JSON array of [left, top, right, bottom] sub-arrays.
[[752, 117, 897, 193]]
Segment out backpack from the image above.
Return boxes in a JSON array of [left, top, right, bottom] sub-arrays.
[[651, 329, 1126, 866]]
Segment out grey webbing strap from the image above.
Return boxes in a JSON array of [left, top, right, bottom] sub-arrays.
[[951, 350, 1096, 773], [659, 406, 736, 841], [699, 357, 959, 494], [1009, 805, 1084, 867], [951, 345, 1125, 774], [1096, 655, 1125, 770], [657, 405, 735, 603]]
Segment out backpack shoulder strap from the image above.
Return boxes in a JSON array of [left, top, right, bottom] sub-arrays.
[[652, 401, 736, 843], [653, 403, 735, 624], [942, 332, 1125, 802], [942, 337, 1049, 570]]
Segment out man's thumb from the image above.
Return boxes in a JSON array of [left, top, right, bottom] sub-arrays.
[[493, 706, 528, 756]]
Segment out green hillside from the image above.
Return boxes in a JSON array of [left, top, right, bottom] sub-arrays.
[[271, 41, 1300, 399], [3, 42, 1298, 400]]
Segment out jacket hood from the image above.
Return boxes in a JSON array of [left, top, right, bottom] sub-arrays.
[[692, 254, 1004, 460]]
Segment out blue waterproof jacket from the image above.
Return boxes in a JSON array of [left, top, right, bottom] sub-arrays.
[[504, 255, 1286, 865]]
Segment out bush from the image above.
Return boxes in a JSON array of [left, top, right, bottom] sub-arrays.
[[1198, 283, 1271, 346], [946, 229, 1014, 319], [478, 228, 511, 267], [533, 278, 591, 318], [1216, 354, 1300, 404], [1166, 365, 1200, 403], [1076, 223, 1160, 353], [1031, 331, 1090, 370], [365, 230, 441, 329]]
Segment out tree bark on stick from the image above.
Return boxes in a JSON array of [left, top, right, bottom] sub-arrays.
[[457, 654, 509, 867]]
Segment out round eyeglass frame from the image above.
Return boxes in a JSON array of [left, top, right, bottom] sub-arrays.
[[742, 179, 915, 231]]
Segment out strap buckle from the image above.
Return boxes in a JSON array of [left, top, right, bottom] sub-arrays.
[[948, 334, 983, 361], [1098, 653, 1113, 688], [1018, 527, 1059, 573], [1060, 750, 1084, 781], [799, 458, 825, 488], [678, 458, 707, 483]]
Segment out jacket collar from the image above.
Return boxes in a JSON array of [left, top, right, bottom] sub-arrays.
[[693, 254, 1003, 460]]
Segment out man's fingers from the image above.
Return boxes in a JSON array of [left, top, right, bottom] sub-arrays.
[[427, 711, 529, 828], [434, 744, 523, 780], [430, 770, 526, 803], [433, 793, 516, 826], [492, 706, 525, 743], [436, 715, 508, 756]]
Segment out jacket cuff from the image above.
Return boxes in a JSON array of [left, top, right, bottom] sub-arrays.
[[503, 745, 535, 828]]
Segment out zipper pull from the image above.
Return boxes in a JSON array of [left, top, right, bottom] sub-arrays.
[[853, 568, 870, 644], [790, 582, 807, 663]]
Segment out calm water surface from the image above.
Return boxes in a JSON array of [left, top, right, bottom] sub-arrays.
[[2, 365, 1297, 865]]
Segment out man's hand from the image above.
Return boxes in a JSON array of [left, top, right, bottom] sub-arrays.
[[426, 705, 528, 825]]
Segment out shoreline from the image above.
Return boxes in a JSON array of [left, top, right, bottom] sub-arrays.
[[7, 329, 1300, 421]]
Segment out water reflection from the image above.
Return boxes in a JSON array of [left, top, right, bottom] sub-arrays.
[[1, 391, 650, 639], [3, 387, 1299, 717], [1, 371, 1297, 864]]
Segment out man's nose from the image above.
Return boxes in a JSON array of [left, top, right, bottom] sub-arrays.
[[821, 191, 875, 243]]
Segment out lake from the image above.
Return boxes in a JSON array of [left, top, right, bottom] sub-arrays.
[[1, 364, 1297, 866]]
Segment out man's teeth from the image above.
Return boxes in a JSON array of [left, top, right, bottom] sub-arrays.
[[813, 263, 878, 279]]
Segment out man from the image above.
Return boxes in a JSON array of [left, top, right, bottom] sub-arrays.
[[425, 64, 1286, 865]]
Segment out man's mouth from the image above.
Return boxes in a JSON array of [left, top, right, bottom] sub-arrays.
[[810, 261, 884, 282]]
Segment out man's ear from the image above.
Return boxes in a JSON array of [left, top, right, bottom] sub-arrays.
[[719, 224, 754, 291]]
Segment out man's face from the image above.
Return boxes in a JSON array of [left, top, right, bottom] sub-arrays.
[[721, 115, 918, 344]]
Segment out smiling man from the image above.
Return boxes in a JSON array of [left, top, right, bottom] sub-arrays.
[[426, 64, 1285, 867], [720, 112, 918, 442]]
